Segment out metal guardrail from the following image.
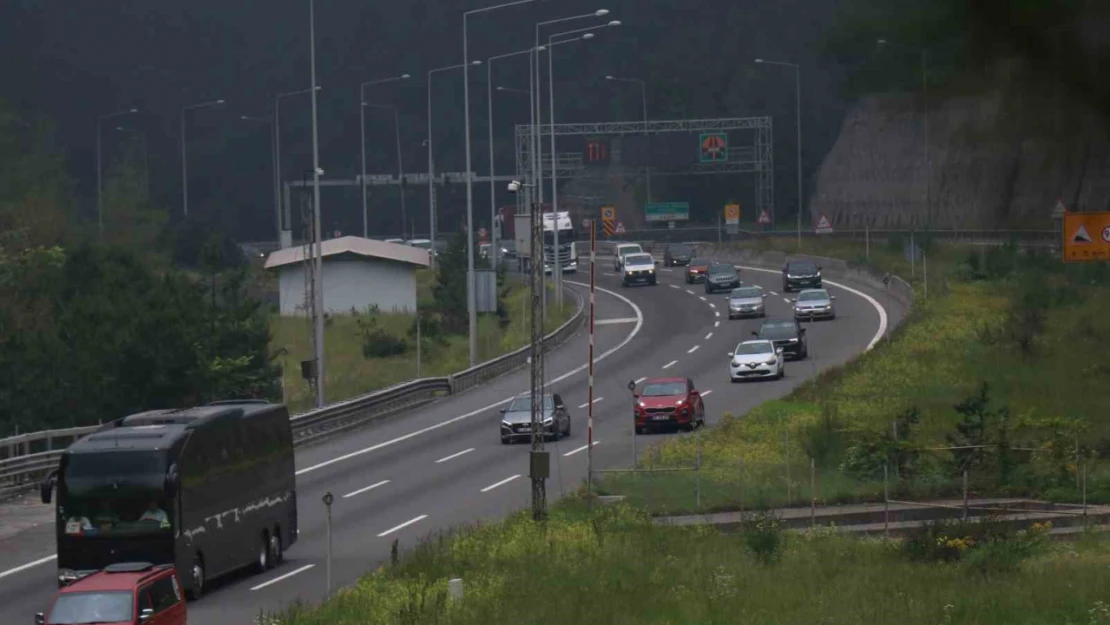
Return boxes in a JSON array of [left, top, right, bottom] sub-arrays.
[[0, 285, 587, 499]]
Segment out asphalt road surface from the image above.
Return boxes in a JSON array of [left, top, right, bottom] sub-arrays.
[[0, 259, 900, 624]]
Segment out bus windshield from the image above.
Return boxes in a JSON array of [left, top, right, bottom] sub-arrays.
[[61, 451, 173, 536]]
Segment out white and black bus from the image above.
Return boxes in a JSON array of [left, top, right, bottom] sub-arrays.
[[42, 400, 297, 599]]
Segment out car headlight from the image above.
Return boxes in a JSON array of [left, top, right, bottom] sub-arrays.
[[675, 399, 684, 406], [638, 401, 646, 408], [765, 359, 778, 365], [58, 569, 80, 584], [501, 420, 511, 428], [543, 417, 553, 425]]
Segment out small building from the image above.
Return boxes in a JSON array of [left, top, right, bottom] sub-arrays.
[[264, 236, 430, 316]]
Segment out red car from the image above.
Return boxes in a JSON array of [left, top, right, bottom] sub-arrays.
[[631, 377, 706, 434], [684, 258, 713, 284], [38, 562, 187, 625]]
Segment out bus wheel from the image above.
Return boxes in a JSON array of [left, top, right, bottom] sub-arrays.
[[187, 556, 205, 600], [255, 532, 271, 573], [268, 530, 283, 568]]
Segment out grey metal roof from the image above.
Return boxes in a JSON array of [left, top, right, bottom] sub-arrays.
[[264, 236, 431, 270]]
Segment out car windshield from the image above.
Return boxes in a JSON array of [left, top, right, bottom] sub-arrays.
[[668, 245, 692, 255], [759, 321, 799, 339], [640, 381, 687, 397], [407, 240, 433, 249], [690, 258, 711, 267], [798, 290, 829, 301], [618, 246, 643, 257], [731, 287, 762, 299], [48, 591, 134, 624], [735, 342, 773, 355], [787, 262, 817, 274], [625, 254, 653, 267], [508, 396, 554, 412], [708, 264, 735, 275], [61, 451, 173, 536]]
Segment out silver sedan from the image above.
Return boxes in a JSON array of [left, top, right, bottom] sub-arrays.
[[791, 288, 836, 320], [726, 286, 767, 319]]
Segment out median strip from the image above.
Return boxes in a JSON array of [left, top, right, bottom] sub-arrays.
[[378, 514, 429, 537], [480, 474, 521, 493]]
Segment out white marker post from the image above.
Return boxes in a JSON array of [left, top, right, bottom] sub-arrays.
[[587, 218, 596, 510]]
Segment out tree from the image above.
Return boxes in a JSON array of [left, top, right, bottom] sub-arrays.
[[432, 231, 469, 333], [100, 138, 168, 256]]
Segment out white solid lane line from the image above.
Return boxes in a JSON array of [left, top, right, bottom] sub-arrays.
[[577, 397, 604, 409], [250, 564, 316, 591], [702, 390, 714, 397], [480, 474, 521, 493], [378, 514, 429, 537], [595, 317, 639, 325], [295, 281, 643, 477], [634, 376, 647, 384], [342, 479, 391, 499], [705, 332, 713, 340], [0, 554, 56, 581], [435, 448, 475, 464], [687, 345, 700, 354], [564, 441, 600, 457], [663, 360, 677, 369]]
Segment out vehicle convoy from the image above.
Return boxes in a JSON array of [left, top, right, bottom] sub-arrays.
[[782, 259, 822, 292], [40, 400, 298, 599], [792, 288, 837, 320], [612, 242, 644, 271], [726, 285, 768, 319], [729, 339, 786, 382], [621, 253, 657, 287], [499, 393, 571, 444], [684, 257, 713, 283], [663, 243, 694, 266], [704, 262, 741, 293], [37, 562, 187, 625], [752, 318, 808, 360], [631, 377, 706, 434]]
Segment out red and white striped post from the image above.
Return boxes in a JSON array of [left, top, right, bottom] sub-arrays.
[[587, 218, 596, 510]]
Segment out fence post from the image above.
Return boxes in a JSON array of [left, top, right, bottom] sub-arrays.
[[810, 457, 816, 528], [883, 462, 889, 538], [784, 427, 792, 506], [695, 428, 701, 512], [962, 469, 969, 521], [1083, 460, 1088, 529], [322, 492, 334, 596], [738, 457, 745, 524]]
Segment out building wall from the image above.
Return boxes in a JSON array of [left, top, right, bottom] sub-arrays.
[[277, 259, 418, 316]]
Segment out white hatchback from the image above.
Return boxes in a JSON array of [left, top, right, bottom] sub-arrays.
[[729, 339, 785, 382]]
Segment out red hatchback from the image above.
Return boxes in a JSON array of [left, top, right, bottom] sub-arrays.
[[632, 377, 706, 434], [38, 562, 187, 625]]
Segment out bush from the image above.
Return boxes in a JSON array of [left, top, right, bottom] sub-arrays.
[[902, 517, 1051, 572], [741, 509, 783, 565], [358, 315, 409, 359]]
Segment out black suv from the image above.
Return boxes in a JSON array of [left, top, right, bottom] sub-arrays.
[[663, 243, 694, 267], [704, 263, 741, 293], [751, 318, 808, 360], [782, 260, 822, 292]]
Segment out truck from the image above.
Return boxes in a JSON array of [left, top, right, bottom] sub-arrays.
[[541, 210, 577, 275]]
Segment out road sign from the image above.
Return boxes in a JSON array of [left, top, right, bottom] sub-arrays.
[[479, 227, 489, 244], [699, 133, 728, 163], [600, 205, 616, 237], [601, 206, 616, 221], [724, 203, 740, 225], [1052, 199, 1067, 220], [758, 209, 771, 225], [616, 222, 626, 233], [1063, 211, 1110, 262], [645, 201, 690, 222], [815, 214, 833, 235], [333, 230, 342, 239], [602, 221, 615, 236]]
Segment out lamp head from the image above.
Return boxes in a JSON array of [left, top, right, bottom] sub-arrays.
[[595, 9, 609, 16], [605, 75, 614, 80], [877, 38, 888, 44], [470, 60, 483, 66], [582, 33, 595, 40], [216, 99, 226, 104], [755, 58, 764, 63], [400, 73, 411, 79], [608, 20, 621, 26]]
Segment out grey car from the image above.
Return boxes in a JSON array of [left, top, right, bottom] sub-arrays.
[[499, 393, 571, 444], [705, 263, 741, 293], [791, 288, 836, 320], [726, 285, 768, 319]]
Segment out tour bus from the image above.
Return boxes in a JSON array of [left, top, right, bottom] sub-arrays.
[[41, 400, 298, 600]]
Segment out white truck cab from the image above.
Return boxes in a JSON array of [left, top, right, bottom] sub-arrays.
[[613, 243, 644, 271]]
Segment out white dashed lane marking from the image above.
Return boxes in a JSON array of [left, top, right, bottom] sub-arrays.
[[663, 360, 678, 369], [687, 345, 699, 354]]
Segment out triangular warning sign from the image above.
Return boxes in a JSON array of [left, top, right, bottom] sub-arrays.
[[758, 209, 771, 224], [1072, 224, 1093, 243], [815, 214, 833, 234]]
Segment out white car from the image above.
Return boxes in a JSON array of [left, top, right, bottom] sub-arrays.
[[613, 243, 644, 271], [729, 339, 785, 382]]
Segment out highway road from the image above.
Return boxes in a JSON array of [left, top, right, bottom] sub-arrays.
[[0, 258, 902, 624]]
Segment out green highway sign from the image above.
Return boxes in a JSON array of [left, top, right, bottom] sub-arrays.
[[645, 201, 690, 222]]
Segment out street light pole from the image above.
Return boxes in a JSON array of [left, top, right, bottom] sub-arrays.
[[180, 98, 225, 218], [755, 58, 801, 243], [359, 74, 410, 238], [308, 0, 325, 408], [428, 62, 482, 268], [464, 0, 541, 369], [115, 126, 149, 201], [275, 86, 322, 245], [363, 104, 408, 240], [97, 108, 138, 241], [605, 75, 650, 203]]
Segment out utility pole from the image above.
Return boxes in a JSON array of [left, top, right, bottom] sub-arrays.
[[529, 193, 548, 522]]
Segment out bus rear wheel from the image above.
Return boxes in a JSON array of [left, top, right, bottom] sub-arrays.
[[255, 532, 271, 573], [186, 555, 205, 600], [268, 530, 283, 568]]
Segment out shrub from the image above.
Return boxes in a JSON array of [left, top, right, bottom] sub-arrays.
[[902, 516, 1051, 572], [358, 315, 409, 359], [741, 509, 783, 565]]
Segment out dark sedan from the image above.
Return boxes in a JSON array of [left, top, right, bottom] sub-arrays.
[[663, 243, 694, 267], [751, 318, 808, 360], [782, 260, 822, 292]]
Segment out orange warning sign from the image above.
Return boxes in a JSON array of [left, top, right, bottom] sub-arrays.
[[1063, 211, 1110, 263]]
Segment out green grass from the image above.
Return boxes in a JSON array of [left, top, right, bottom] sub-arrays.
[[268, 503, 1110, 625], [270, 271, 573, 413]]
